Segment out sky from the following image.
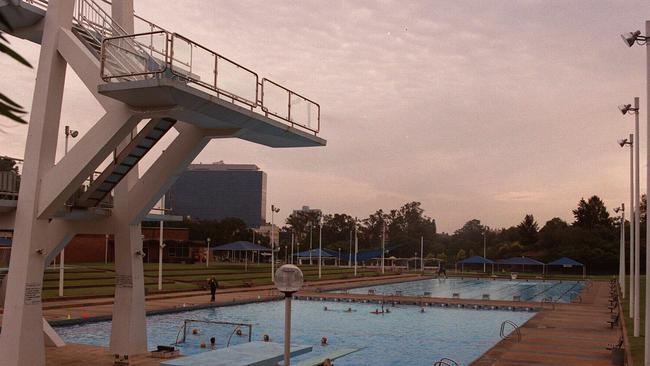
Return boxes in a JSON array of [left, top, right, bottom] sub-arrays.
[[0, 0, 649, 233]]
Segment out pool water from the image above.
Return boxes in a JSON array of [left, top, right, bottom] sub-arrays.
[[56, 300, 535, 365], [335, 278, 584, 303]]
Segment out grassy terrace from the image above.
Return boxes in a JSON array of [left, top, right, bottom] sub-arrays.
[[40, 263, 391, 299], [622, 276, 646, 366]]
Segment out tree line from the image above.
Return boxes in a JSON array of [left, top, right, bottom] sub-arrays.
[[139, 195, 638, 273]]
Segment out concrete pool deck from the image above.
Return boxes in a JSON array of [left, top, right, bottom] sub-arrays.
[[2, 275, 624, 365], [471, 281, 622, 366]]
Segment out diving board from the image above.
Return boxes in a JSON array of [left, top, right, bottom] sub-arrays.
[[160, 341, 312, 366], [294, 348, 361, 366]]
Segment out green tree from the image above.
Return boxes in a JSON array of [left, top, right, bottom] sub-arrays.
[[517, 214, 539, 246], [0, 156, 18, 172], [572, 196, 612, 229]]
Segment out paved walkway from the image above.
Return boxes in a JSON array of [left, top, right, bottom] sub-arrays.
[[471, 281, 621, 366]]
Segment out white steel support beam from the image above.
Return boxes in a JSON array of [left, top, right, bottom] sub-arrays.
[[0, 1, 75, 365], [109, 0, 147, 357]]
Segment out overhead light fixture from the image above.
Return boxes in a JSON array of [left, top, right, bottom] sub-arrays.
[[621, 30, 642, 47], [619, 104, 634, 115]]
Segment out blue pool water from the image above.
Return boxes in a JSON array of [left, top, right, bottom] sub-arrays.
[[335, 278, 584, 303], [56, 300, 535, 365]]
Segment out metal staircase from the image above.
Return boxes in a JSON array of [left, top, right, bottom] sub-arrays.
[[75, 118, 176, 207]]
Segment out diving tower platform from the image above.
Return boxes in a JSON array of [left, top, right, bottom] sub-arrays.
[[0, 1, 327, 365], [98, 78, 325, 148]]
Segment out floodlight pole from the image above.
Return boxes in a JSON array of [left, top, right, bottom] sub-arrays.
[[158, 196, 164, 290], [634, 96, 640, 337], [420, 236, 424, 272], [309, 224, 313, 265], [645, 21, 650, 359], [618, 205, 625, 298], [381, 222, 386, 274], [206, 237, 211, 268], [482, 232, 487, 273], [348, 230, 352, 267], [338, 248, 341, 267], [291, 231, 294, 264], [59, 126, 75, 297], [629, 133, 634, 314], [318, 219, 322, 279], [354, 218, 358, 277]]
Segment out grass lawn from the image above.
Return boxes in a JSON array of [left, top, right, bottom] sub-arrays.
[[39, 262, 392, 299], [622, 276, 646, 365]]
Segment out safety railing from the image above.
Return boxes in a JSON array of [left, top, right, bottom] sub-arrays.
[[499, 320, 521, 342], [261, 78, 320, 133], [101, 31, 168, 81], [22, 0, 49, 11], [100, 30, 321, 134]]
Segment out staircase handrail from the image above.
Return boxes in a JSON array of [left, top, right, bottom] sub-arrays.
[[499, 320, 521, 342]]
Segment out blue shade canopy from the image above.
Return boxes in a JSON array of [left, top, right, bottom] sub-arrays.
[[457, 255, 494, 265], [496, 256, 545, 266], [211, 241, 270, 252], [547, 257, 584, 267], [0, 237, 11, 247], [294, 248, 336, 257]]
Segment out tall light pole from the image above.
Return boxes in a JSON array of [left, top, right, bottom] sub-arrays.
[[619, 98, 641, 337], [104, 234, 109, 264], [381, 221, 386, 274], [60, 125, 78, 297], [158, 196, 165, 291], [271, 205, 280, 280], [318, 216, 323, 279], [206, 237, 211, 268], [338, 248, 341, 267], [482, 231, 487, 273], [348, 229, 352, 267], [354, 217, 358, 277], [309, 223, 313, 265], [614, 205, 626, 297], [290, 231, 295, 264], [619, 135, 634, 306], [420, 236, 424, 272]]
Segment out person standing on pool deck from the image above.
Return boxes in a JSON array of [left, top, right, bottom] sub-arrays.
[[208, 276, 218, 302], [438, 262, 447, 278]]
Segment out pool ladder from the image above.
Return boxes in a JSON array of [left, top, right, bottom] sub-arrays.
[[433, 357, 459, 366], [499, 320, 521, 342]]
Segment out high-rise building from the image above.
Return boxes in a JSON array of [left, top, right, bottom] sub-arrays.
[[166, 162, 267, 227]]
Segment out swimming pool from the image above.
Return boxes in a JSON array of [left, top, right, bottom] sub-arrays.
[[334, 278, 584, 303], [56, 300, 536, 365]]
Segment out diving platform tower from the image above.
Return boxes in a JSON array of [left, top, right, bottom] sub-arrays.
[[0, 1, 325, 365]]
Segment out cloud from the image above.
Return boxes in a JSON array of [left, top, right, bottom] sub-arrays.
[[0, 0, 647, 231]]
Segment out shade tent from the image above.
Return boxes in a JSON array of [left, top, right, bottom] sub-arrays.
[[457, 255, 494, 265], [211, 241, 270, 271], [294, 248, 335, 258], [456, 255, 495, 273], [547, 257, 586, 278], [547, 257, 583, 266], [211, 241, 270, 252], [497, 256, 545, 266]]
